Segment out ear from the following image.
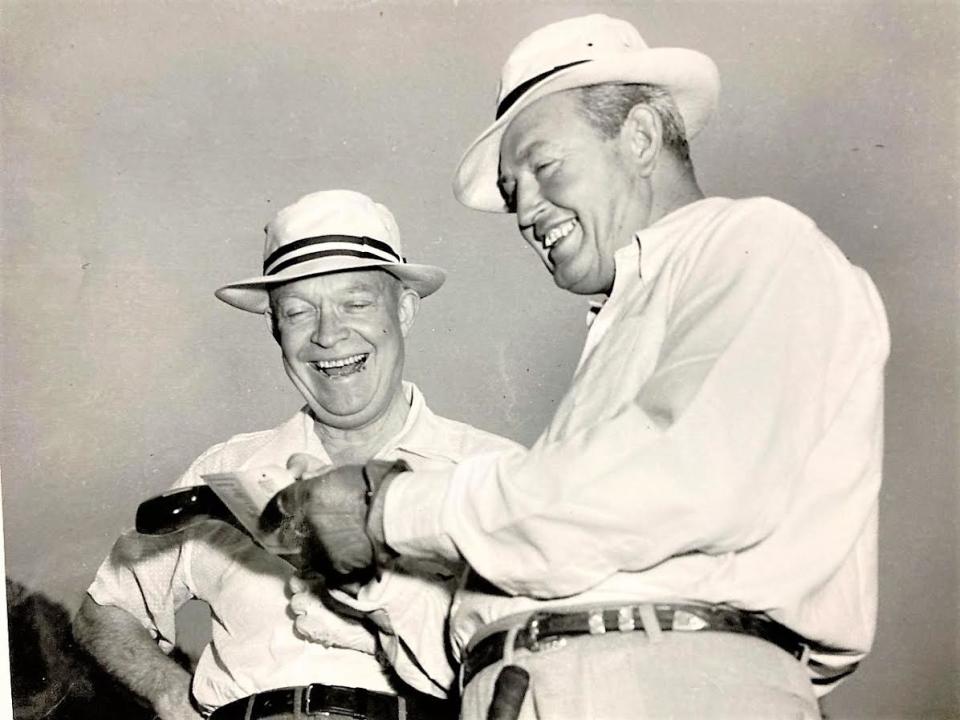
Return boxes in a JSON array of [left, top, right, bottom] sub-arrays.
[[620, 104, 663, 177], [397, 288, 420, 337]]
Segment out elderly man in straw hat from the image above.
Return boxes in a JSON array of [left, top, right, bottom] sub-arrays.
[[279, 14, 889, 719], [73, 190, 518, 720]]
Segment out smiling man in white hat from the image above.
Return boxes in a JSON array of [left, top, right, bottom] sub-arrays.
[[73, 190, 519, 720], [279, 15, 889, 719]]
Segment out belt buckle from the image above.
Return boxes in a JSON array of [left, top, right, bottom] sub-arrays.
[[521, 611, 570, 655], [523, 611, 548, 652], [672, 607, 709, 632], [303, 684, 365, 718]]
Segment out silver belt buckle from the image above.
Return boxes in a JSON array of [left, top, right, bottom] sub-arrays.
[[524, 612, 543, 652], [521, 611, 567, 654]]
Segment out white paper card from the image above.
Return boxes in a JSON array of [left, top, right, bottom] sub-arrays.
[[202, 466, 299, 555]]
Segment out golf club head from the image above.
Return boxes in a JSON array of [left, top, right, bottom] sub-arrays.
[[135, 485, 242, 535]]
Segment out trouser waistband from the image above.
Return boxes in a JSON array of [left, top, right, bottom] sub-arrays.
[[210, 683, 454, 720], [461, 601, 837, 689]]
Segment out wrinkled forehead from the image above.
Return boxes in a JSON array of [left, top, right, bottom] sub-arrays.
[[269, 268, 401, 301], [500, 91, 583, 164], [498, 92, 590, 196]]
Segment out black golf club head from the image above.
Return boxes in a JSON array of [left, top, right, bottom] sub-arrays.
[[135, 485, 243, 535]]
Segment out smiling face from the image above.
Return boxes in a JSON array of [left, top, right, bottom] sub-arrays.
[[270, 269, 418, 431], [498, 90, 651, 295]]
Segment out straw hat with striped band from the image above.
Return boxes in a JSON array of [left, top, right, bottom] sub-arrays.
[[216, 190, 445, 314], [453, 14, 720, 213]]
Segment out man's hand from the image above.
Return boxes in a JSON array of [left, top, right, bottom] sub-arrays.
[[271, 455, 375, 579], [262, 454, 409, 581], [73, 597, 202, 720], [154, 682, 204, 720], [287, 576, 376, 654]]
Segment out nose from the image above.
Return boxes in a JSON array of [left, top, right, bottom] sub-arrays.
[[310, 306, 349, 348], [514, 176, 545, 232]]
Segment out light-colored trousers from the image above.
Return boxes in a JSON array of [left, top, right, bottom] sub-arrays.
[[460, 631, 821, 720]]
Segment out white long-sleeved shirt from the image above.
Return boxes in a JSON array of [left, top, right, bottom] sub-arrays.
[[382, 197, 889, 693], [87, 383, 519, 710]]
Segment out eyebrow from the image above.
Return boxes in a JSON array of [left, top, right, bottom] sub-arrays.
[[516, 139, 551, 164], [499, 138, 554, 184]]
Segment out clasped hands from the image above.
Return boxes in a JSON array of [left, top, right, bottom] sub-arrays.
[[260, 453, 407, 583]]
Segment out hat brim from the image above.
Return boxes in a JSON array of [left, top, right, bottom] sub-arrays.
[[453, 47, 720, 213], [215, 256, 446, 314]]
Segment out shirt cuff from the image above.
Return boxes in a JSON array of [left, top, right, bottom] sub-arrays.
[[383, 469, 460, 563]]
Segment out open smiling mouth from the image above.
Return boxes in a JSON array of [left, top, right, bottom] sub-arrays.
[[543, 218, 578, 250], [541, 218, 579, 269], [311, 353, 369, 377]]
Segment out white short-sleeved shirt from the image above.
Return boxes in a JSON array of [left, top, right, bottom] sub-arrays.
[[87, 382, 519, 711]]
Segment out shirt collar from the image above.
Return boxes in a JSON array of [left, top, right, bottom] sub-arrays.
[[585, 198, 724, 326], [385, 381, 466, 462], [609, 197, 726, 303], [585, 238, 641, 327], [286, 381, 458, 464], [376, 381, 434, 458], [636, 197, 727, 280]]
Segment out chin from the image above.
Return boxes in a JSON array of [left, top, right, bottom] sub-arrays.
[[553, 271, 605, 296], [313, 391, 396, 430], [312, 406, 375, 430]]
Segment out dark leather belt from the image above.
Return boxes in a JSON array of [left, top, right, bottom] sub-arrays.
[[461, 602, 834, 689], [210, 683, 453, 720]]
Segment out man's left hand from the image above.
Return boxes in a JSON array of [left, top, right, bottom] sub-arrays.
[[288, 576, 376, 653]]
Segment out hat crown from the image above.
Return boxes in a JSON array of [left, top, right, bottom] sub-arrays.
[[498, 14, 649, 105], [264, 189, 402, 261], [216, 189, 446, 313]]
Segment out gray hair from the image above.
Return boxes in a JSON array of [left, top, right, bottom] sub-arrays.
[[573, 83, 691, 165]]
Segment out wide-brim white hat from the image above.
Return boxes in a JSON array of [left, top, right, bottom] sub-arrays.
[[454, 14, 720, 213], [216, 190, 445, 314]]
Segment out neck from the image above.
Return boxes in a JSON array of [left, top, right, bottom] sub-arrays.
[[646, 158, 704, 228], [313, 385, 411, 465]]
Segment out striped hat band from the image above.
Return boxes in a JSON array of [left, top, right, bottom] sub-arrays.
[[263, 234, 405, 276]]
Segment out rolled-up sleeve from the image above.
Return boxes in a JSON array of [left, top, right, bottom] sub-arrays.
[[87, 530, 193, 653], [86, 445, 228, 651]]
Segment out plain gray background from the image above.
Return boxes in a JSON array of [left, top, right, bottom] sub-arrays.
[[1, 1, 957, 717]]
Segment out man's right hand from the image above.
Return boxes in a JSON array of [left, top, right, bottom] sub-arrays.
[[73, 597, 202, 720], [154, 682, 203, 720]]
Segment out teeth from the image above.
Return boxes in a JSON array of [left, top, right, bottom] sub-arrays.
[[544, 220, 577, 248], [314, 354, 367, 369]]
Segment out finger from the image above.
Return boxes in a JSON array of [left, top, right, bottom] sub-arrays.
[[295, 616, 333, 647], [287, 453, 326, 479], [290, 574, 324, 595], [276, 482, 305, 518], [259, 485, 300, 532], [290, 592, 316, 615], [259, 492, 286, 532]]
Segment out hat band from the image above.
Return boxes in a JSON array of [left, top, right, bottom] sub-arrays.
[[263, 234, 404, 276], [496, 59, 591, 119]]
